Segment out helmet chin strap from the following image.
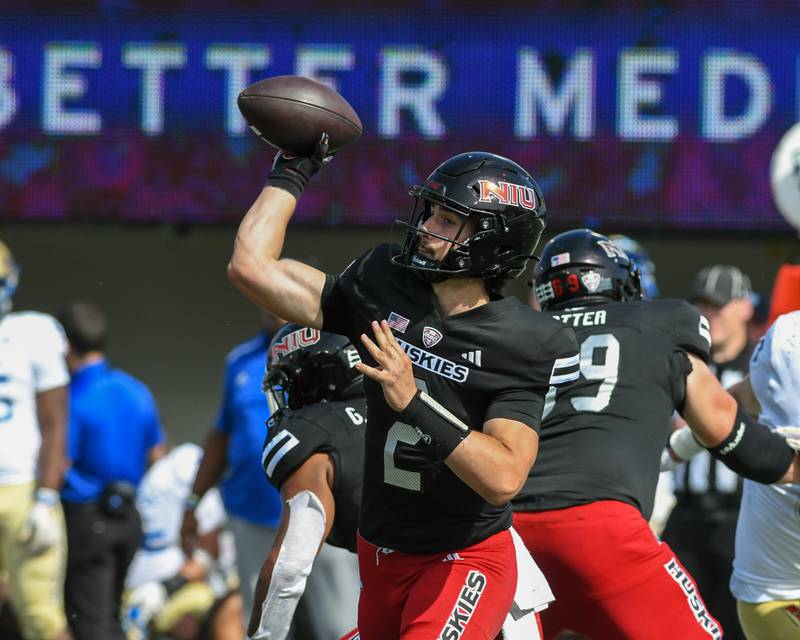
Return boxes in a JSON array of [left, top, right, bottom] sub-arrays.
[[409, 257, 450, 284], [395, 224, 455, 283]]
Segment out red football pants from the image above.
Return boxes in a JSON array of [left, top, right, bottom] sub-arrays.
[[514, 501, 723, 640], [356, 529, 517, 640]]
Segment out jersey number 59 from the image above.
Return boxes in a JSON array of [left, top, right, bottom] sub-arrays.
[[543, 333, 620, 418]]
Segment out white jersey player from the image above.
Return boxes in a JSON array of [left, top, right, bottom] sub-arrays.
[[0, 311, 69, 485], [123, 444, 238, 639], [730, 311, 800, 639], [0, 239, 71, 640], [661, 310, 800, 639], [127, 443, 229, 588]]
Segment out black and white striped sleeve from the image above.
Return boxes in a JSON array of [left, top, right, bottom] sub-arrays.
[[261, 413, 326, 490], [484, 326, 579, 432], [547, 351, 581, 386]]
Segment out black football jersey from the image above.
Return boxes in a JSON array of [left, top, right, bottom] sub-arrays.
[[321, 243, 579, 553], [513, 298, 711, 519], [261, 398, 367, 553]]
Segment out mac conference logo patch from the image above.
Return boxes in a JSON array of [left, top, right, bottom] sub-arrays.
[[422, 326, 443, 348]]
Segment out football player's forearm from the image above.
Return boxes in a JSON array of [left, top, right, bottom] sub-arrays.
[[682, 354, 739, 447], [148, 443, 167, 467], [248, 566, 274, 637], [238, 186, 296, 260], [684, 355, 795, 484], [37, 429, 65, 490], [36, 387, 68, 490], [248, 487, 327, 640], [725, 375, 760, 418], [228, 188, 326, 327], [446, 431, 532, 505], [191, 430, 228, 497], [228, 187, 295, 301], [777, 454, 800, 484]]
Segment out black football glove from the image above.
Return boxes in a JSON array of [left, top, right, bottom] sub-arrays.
[[266, 133, 332, 200]]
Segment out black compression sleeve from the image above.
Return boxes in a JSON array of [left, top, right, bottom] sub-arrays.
[[708, 404, 795, 484], [400, 390, 470, 460]]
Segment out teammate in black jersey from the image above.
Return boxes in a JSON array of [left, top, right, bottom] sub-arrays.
[[228, 140, 578, 639], [513, 229, 800, 640], [248, 324, 366, 640]]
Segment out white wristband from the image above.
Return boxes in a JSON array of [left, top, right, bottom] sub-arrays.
[[35, 487, 59, 507], [668, 426, 705, 462]]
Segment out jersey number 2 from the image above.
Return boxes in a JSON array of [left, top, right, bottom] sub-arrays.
[[543, 333, 620, 418], [383, 378, 428, 492]]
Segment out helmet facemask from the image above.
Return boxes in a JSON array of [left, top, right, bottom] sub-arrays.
[[393, 199, 477, 283], [262, 365, 294, 416], [392, 196, 542, 288]]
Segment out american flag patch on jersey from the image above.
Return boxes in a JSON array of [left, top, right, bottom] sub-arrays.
[[387, 312, 410, 333]]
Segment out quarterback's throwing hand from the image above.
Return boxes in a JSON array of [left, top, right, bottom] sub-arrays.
[[356, 320, 417, 412], [266, 133, 333, 200]]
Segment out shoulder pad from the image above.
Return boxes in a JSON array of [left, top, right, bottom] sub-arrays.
[[642, 299, 711, 361], [518, 309, 581, 385], [6, 311, 67, 352]]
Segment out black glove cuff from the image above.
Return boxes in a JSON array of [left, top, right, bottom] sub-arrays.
[[400, 389, 470, 461], [266, 174, 305, 200]]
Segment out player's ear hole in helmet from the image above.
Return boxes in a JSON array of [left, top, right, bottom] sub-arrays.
[[262, 323, 364, 416], [392, 151, 547, 293], [533, 229, 642, 311]]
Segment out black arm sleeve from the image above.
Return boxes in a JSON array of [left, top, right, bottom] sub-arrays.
[[708, 404, 795, 484]]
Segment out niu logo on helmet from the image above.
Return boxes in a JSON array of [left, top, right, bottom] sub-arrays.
[[477, 180, 537, 211], [269, 328, 320, 363]]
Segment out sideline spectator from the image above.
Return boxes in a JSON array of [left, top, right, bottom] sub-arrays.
[[59, 300, 166, 640]]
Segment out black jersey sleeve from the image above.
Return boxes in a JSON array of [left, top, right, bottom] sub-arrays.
[[320, 255, 360, 337], [484, 387, 547, 431], [645, 299, 712, 362], [321, 243, 417, 346], [485, 322, 579, 432], [261, 409, 331, 490]]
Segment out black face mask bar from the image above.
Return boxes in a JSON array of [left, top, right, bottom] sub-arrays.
[[392, 199, 474, 279], [263, 342, 361, 413]]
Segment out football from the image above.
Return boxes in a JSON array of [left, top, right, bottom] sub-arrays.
[[237, 75, 363, 155]]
